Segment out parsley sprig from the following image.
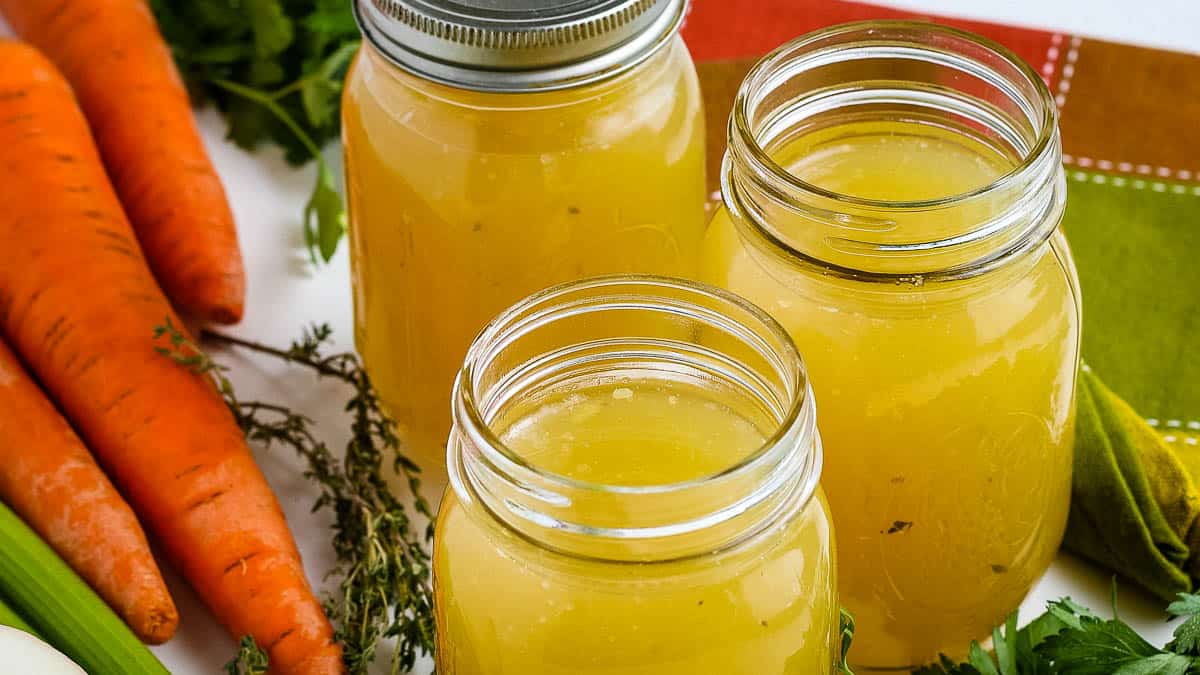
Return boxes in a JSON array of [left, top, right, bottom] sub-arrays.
[[149, 0, 359, 263], [914, 590, 1200, 675], [155, 320, 436, 673]]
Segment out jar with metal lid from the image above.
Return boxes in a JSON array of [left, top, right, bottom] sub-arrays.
[[701, 22, 1081, 669], [344, 0, 706, 471], [436, 276, 839, 674]]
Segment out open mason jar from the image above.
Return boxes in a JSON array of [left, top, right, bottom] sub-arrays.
[[701, 22, 1081, 669], [435, 276, 839, 674], [345, 0, 707, 470]]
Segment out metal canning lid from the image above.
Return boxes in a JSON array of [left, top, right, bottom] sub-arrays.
[[354, 0, 688, 92]]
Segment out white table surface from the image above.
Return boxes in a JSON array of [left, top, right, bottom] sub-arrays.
[[4, 1, 1198, 672]]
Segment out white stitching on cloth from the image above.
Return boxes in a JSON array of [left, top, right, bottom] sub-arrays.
[[1041, 33, 1064, 83], [1062, 155, 1198, 183], [1068, 169, 1200, 196], [1055, 36, 1082, 109]]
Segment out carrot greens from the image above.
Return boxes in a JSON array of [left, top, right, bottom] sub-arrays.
[[156, 321, 436, 674]]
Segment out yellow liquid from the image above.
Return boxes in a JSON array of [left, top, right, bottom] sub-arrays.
[[702, 121, 1079, 667], [343, 40, 707, 470], [434, 379, 839, 674]]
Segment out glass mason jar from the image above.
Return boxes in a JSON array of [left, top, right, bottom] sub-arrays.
[[435, 276, 839, 674], [701, 22, 1081, 669], [345, 0, 706, 470]]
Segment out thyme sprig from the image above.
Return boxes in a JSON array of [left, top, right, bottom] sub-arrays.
[[224, 636, 269, 675], [154, 320, 436, 674]]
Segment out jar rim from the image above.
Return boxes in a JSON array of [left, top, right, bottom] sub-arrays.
[[451, 275, 814, 495], [446, 275, 822, 560], [729, 20, 1059, 211]]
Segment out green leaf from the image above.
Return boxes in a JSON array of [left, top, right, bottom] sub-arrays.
[[1045, 597, 1099, 631], [189, 0, 245, 32], [247, 59, 286, 87], [838, 608, 855, 674], [1110, 653, 1195, 675], [223, 636, 269, 675], [967, 642, 1000, 675], [299, 41, 359, 127], [1037, 616, 1163, 674], [1015, 609, 1066, 675], [245, 0, 294, 58], [187, 43, 255, 65], [152, 0, 357, 261], [305, 161, 346, 262], [1166, 593, 1200, 655], [223, 95, 273, 151], [992, 613, 1018, 675], [304, 5, 359, 39], [912, 655, 985, 675]]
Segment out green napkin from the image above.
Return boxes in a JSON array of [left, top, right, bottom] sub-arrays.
[[1060, 171, 1200, 602], [1065, 367, 1200, 601]]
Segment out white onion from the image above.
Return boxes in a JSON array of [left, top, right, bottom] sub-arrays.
[[0, 625, 86, 674]]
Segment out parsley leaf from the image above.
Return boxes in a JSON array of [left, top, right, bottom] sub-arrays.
[[1167, 593, 1200, 656], [1037, 615, 1162, 673], [306, 161, 346, 264], [150, 0, 359, 262], [914, 592, 1200, 675], [839, 608, 856, 674]]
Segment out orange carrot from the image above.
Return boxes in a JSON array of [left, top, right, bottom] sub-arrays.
[[0, 337, 179, 644], [0, 42, 341, 675], [0, 0, 246, 324]]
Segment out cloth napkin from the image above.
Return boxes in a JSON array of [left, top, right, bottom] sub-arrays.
[[1067, 367, 1199, 601], [682, 0, 1200, 601]]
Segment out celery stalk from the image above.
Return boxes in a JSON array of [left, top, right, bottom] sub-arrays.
[[0, 592, 35, 634], [0, 502, 168, 674]]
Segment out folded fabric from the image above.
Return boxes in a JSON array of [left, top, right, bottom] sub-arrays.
[[1065, 367, 1200, 601]]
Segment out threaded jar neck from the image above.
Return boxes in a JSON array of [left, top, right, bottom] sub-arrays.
[[723, 20, 1066, 281], [448, 276, 820, 562]]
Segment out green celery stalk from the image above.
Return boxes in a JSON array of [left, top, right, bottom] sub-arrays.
[[0, 592, 35, 634], [0, 502, 168, 674]]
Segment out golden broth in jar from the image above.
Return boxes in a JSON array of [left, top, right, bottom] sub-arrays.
[[435, 277, 839, 674], [702, 23, 1080, 669], [344, 0, 706, 469]]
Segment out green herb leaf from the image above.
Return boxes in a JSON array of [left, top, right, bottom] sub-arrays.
[[155, 323, 436, 674], [150, 0, 358, 262], [913, 655, 986, 675], [1113, 653, 1195, 675], [305, 161, 346, 263], [992, 613, 1018, 675], [911, 593, 1200, 675], [245, 0, 294, 58], [968, 642, 1001, 675], [839, 608, 855, 674], [1166, 593, 1200, 655], [223, 636, 269, 675], [1036, 615, 1168, 674], [300, 41, 360, 128]]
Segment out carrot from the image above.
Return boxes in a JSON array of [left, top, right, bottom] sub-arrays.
[[0, 0, 245, 325], [0, 42, 341, 675], [0, 338, 178, 644]]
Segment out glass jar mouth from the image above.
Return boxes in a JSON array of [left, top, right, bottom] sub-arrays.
[[452, 275, 813, 495], [447, 275, 820, 559], [729, 20, 1059, 211]]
